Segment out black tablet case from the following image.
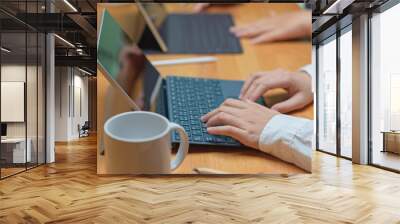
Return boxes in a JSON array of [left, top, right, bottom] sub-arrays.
[[139, 14, 243, 54]]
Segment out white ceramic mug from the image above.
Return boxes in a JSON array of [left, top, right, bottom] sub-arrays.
[[103, 111, 189, 174]]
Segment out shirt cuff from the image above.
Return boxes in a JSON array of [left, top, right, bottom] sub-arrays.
[[299, 64, 314, 93], [258, 114, 313, 172], [299, 64, 313, 77]]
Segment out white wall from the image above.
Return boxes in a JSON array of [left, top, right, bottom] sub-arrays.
[[55, 67, 70, 141], [1, 65, 37, 138], [1, 65, 26, 139], [54, 67, 89, 141], [73, 73, 89, 137]]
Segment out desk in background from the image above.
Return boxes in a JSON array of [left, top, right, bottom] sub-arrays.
[[381, 131, 400, 154], [97, 3, 313, 174], [1, 138, 32, 166]]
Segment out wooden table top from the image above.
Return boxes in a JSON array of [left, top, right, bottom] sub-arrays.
[[97, 3, 312, 174]]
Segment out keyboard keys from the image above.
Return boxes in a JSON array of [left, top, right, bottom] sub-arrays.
[[193, 136, 202, 142], [205, 136, 215, 142], [168, 76, 238, 145], [189, 115, 199, 120], [215, 137, 226, 143], [192, 130, 202, 136], [191, 126, 201, 130], [189, 109, 200, 114]]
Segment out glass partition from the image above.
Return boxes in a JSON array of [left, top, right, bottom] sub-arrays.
[[0, 1, 46, 179], [1, 31, 28, 177], [317, 36, 337, 154]]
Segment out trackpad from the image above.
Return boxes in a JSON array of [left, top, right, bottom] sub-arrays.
[[220, 80, 243, 100], [220, 80, 266, 106]]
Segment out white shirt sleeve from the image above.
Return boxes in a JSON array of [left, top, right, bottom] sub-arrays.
[[300, 64, 315, 92], [258, 114, 313, 172], [299, 63, 316, 151]]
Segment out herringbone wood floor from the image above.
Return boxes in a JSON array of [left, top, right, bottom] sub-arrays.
[[1, 135, 399, 224]]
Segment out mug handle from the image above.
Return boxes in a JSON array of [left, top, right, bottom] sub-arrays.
[[169, 122, 189, 171]]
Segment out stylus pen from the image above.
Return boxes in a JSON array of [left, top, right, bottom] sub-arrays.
[[151, 56, 217, 67], [193, 167, 230, 174]]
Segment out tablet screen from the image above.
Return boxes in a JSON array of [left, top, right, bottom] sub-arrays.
[[97, 9, 162, 111]]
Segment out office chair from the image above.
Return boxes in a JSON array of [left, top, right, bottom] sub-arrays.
[[79, 121, 90, 138]]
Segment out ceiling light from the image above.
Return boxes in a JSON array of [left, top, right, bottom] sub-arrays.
[[54, 34, 75, 48], [76, 48, 85, 55], [78, 67, 93, 76], [1, 47, 11, 53], [63, 0, 78, 12], [323, 0, 355, 15]]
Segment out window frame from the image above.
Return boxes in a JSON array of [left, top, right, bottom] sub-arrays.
[[315, 23, 352, 160], [315, 0, 400, 173], [367, 0, 400, 173]]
